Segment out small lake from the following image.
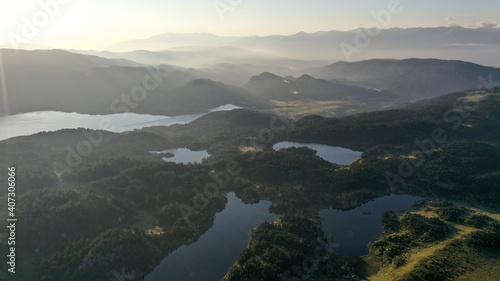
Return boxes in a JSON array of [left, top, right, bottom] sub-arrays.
[[144, 192, 278, 281], [0, 104, 240, 141], [320, 194, 423, 256], [272, 141, 362, 165], [150, 148, 210, 164]]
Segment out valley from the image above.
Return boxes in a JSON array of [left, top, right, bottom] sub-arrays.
[[0, 87, 498, 280], [1, 6, 499, 279]]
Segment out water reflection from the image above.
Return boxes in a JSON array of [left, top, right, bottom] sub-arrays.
[[0, 104, 240, 141], [144, 192, 278, 281], [320, 194, 423, 256], [150, 148, 210, 164], [273, 141, 362, 165]]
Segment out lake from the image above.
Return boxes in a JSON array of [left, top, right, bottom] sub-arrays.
[[150, 148, 210, 164], [144, 192, 278, 281], [320, 194, 423, 256], [143, 194, 421, 281], [272, 141, 362, 165], [0, 104, 240, 141]]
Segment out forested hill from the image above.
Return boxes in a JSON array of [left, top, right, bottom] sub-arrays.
[[138, 89, 500, 152], [0, 49, 267, 116], [284, 89, 500, 150], [245, 72, 397, 101], [311, 58, 500, 98], [0, 88, 499, 281]]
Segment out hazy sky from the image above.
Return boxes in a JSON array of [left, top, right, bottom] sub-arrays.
[[0, 0, 499, 50]]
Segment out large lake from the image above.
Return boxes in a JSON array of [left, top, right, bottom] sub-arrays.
[[320, 194, 423, 256], [144, 192, 278, 281], [0, 104, 239, 141], [144, 193, 422, 280], [273, 141, 362, 165], [150, 148, 210, 164]]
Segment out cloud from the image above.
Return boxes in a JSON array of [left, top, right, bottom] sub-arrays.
[[477, 21, 500, 28], [445, 17, 455, 22]]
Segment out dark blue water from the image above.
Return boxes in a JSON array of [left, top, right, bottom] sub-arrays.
[[273, 141, 362, 165], [150, 148, 210, 164], [320, 194, 423, 256], [144, 192, 278, 281]]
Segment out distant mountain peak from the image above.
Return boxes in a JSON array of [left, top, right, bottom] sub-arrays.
[[315, 58, 500, 98], [185, 78, 224, 88], [297, 74, 315, 81], [255, 72, 284, 80], [293, 31, 309, 36], [330, 58, 486, 68]]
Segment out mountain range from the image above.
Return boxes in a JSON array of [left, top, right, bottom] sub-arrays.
[[105, 27, 500, 67], [309, 58, 500, 98], [0, 49, 265, 115], [2, 48, 500, 117], [246, 72, 398, 101]]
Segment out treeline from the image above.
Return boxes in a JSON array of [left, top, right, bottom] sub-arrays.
[[374, 212, 449, 266], [369, 201, 500, 280], [223, 215, 364, 281], [284, 91, 500, 150], [0, 150, 228, 280]]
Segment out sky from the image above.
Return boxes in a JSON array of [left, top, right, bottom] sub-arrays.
[[0, 0, 499, 50]]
